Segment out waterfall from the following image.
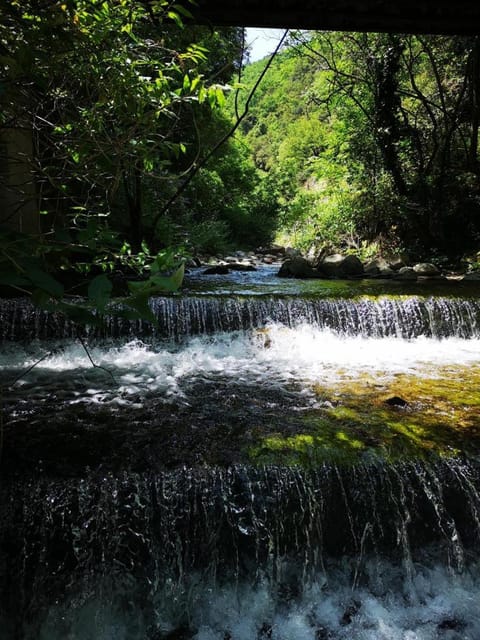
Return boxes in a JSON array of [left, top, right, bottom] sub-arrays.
[[2, 295, 480, 340], [2, 281, 480, 639], [2, 459, 480, 639]]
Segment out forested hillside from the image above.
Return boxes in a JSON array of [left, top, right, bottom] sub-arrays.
[[233, 33, 480, 262]]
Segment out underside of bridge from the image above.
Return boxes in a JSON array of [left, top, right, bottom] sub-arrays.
[[192, 0, 480, 35]]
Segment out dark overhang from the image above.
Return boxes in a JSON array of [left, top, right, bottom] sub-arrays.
[[191, 0, 480, 35]]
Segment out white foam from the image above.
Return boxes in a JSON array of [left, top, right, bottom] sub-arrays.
[[36, 558, 480, 639], [2, 325, 480, 405]]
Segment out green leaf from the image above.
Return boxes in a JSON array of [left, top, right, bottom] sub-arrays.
[[127, 279, 148, 294], [0, 271, 30, 287], [57, 302, 103, 327], [88, 274, 112, 311], [123, 294, 157, 325], [215, 86, 225, 108], [25, 266, 64, 298], [150, 262, 185, 292], [31, 289, 57, 311], [172, 4, 194, 19], [167, 10, 183, 28]]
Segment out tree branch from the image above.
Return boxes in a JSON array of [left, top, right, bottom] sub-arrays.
[[152, 29, 289, 232]]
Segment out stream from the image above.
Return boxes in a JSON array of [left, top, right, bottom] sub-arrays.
[[1, 267, 480, 639]]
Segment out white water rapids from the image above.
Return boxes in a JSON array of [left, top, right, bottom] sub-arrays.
[[2, 324, 480, 406], [3, 291, 480, 640], [35, 558, 480, 640]]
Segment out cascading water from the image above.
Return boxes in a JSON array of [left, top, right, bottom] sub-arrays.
[[2, 294, 480, 340], [2, 270, 480, 639]]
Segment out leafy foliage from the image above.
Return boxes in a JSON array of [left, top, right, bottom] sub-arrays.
[[232, 33, 480, 259], [0, 1, 252, 321]]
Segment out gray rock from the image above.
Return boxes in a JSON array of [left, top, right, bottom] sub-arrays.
[[364, 259, 394, 277], [394, 266, 417, 280], [285, 247, 302, 258], [380, 266, 395, 277], [203, 265, 230, 275], [463, 271, 480, 280], [388, 256, 408, 271], [319, 254, 364, 278], [228, 263, 256, 272], [413, 262, 440, 276], [278, 257, 318, 278], [364, 261, 380, 276]]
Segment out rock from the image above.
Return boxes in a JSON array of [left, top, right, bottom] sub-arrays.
[[278, 257, 318, 278], [318, 254, 364, 278], [463, 271, 480, 280], [340, 599, 361, 625], [285, 246, 302, 258], [256, 245, 286, 256], [154, 626, 193, 640], [388, 256, 408, 271], [413, 262, 440, 276], [364, 261, 380, 276], [202, 265, 230, 275], [364, 258, 394, 277], [228, 263, 256, 271], [385, 396, 408, 407], [379, 265, 395, 277], [186, 257, 202, 268], [258, 623, 273, 638], [394, 266, 417, 280], [438, 618, 465, 631], [263, 256, 274, 264]]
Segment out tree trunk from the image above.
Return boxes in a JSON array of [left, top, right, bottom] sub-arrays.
[[123, 169, 143, 253]]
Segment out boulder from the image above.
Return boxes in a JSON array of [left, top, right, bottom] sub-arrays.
[[463, 271, 480, 280], [256, 245, 286, 256], [228, 263, 256, 271], [388, 256, 408, 271], [285, 246, 302, 258], [364, 258, 394, 278], [318, 254, 364, 278], [363, 261, 380, 276], [278, 257, 318, 278], [203, 265, 230, 275], [394, 266, 417, 280], [413, 262, 440, 276], [186, 257, 202, 268]]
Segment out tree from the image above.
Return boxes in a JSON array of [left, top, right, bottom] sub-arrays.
[[0, 0, 234, 319]]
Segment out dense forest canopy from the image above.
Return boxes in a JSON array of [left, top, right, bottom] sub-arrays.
[[1, 2, 480, 320], [233, 32, 480, 262]]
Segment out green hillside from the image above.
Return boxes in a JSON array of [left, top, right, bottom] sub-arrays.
[[231, 33, 480, 261]]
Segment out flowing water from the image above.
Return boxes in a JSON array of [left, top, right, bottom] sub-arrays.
[[1, 269, 480, 639]]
